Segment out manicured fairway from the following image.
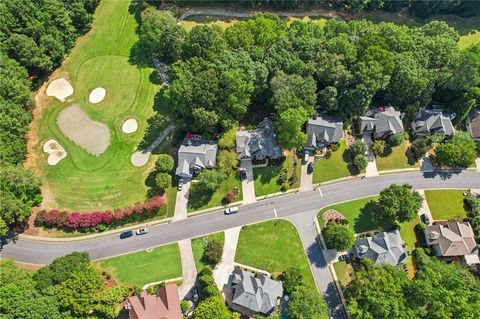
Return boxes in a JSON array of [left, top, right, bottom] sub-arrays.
[[32, 0, 163, 211], [313, 140, 351, 183], [97, 243, 181, 288], [191, 232, 225, 270], [424, 189, 468, 220], [235, 220, 316, 292], [376, 141, 418, 171]]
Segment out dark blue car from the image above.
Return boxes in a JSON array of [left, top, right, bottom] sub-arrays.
[[120, 230, 133, 239]]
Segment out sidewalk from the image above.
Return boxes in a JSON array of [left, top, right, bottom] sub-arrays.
[[213, 226, 241, 290]]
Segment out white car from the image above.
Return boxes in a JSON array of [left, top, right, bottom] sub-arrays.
[[224, 206, 239, 215], [136, 227, 149, 235]]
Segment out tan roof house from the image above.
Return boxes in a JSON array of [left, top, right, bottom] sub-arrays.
[[127, 284, 182, 319], [425, 221, 479, 265]]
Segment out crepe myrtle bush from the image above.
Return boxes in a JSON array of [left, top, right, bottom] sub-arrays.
[[36, 196, 165, 232]]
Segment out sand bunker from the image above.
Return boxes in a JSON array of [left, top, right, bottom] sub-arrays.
[[43, 139, 67, 165], [131, 150, 150, 167], [57, 104, 110, 156], [89, 87, 106, 104], [122, 118, 138, 133], [46, 78, 74, 102]]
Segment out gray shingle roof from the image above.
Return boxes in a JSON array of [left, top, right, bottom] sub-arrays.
[[425, 221, 478, 257], [175, 139, 218, 178], [467, 108, 480, 141], [359, 107, 404, 139], [228, 269, 283, 315], [353, 230, 407, 266], [412, 108, 454, 136], [306, 115, 343, 148], [236, 118, 282, 160]]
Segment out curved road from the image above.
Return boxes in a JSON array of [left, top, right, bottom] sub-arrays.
[[2, 170, 478, 264]]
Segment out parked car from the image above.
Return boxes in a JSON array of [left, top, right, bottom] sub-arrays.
[[120, 230, 133, 239], [240, 168, 247, 180], [177, 178, 183, 191], [136, 227, 149, 235], [422, 214, 431, 225], [303, 150, 309, 163], [307, 162, 314, 174], [224, 206, 239, 215], [338, 253, 351, 261]]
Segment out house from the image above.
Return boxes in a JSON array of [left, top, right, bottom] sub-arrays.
[[126, 284, 182, 319], [353, 230, 407, 266], [359, 106, 404, 139], [225, 268, 283, 316], [175, 136, 218, 178], [411, 108, 455, 136], [424, 221, 479, 264], [236, 118, 282, 160], [305, 115, 343, 150], [467, 108, 480, 142]]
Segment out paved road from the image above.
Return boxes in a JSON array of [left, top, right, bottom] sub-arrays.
[[2, 171, 479, 266]]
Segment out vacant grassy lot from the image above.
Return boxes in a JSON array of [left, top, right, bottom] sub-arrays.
[[253, 151, 301, 196], [192, 232, 225, 270], [313, 141, 352, 183], [424, 189, 468, 220], [235, 220, 316, 292], [188, 174, 242, 212], [32, 0, 162, 211], [96, 243, 181, 288], [376, 141, 418, 171]]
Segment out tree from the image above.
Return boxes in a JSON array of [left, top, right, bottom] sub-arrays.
[[387, 133, 405, 147], [203, 239, 223, 266], [349, 140, 367, 157], [318, 86, 339, 112], [193, 296, 236, 319], [275, 107, 308, 149], [323, 223, 355, 251], [183, 25, 227, 60], [372, 140, 386, 156], [435, 132, 477, 168], [197, 267, 221, 299], [139, 9, 177, 57], [155, 154, 174, 173], [217, 150, 238, 176], [197, 170, 227, 192], [155, 173, 172, 190], [377, 184, 422, 223], [279, 267, 304, 295], [353, 154, 368, 171], [218, 126, 238, 149], [410, 138, 428, 161], [286, 288, 329, 319]]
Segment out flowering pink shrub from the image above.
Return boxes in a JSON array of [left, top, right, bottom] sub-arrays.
[[36, 196, 166, 232]]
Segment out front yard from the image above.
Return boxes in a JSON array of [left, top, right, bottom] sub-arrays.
[[424, 189, 468, 220], [96, 243, 182, 288], [188, 174, 242, 212], [375, 141, 418, 171], [235, 220, 316, 293], [253, 151, 301, 196], [191, 232, 225, 270], [313, 140, 352, 183]]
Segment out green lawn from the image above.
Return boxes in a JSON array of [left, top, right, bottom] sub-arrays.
[[32, 0, 161, 211], [376, 141, 418, 171], [188, 174, 242, 212], [192, 232, 225, 271], [459, 30, 480, 49], [313, 141, 352, 183], [333, 261, 349, 286], [253, 151, 301, 196], [96, 243, 182, 288], [424, 189, 468, 220], [235, 220, 316, 293]]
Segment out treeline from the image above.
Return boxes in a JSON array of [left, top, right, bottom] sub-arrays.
[[0, 0, 99, 237], [140, 10, 480, 149], [0, 252, 128, 319], [160, 0, 480, 18]]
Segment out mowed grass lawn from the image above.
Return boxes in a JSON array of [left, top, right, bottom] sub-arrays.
[[32, 0, 162, 211], [96, 243, 181, 288], [313, 140, 351, 183], [192, 232, 225, 270], [459, 30, 480, 49], [376, 141, 418, 171], [424, 189, 468, 220], [253, 151, 301, 196], [188, 174, 242, 212], [235, 220, 316, 293]]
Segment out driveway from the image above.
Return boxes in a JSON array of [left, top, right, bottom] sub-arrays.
[[476, 158, 480, 172], [287, 211, 346, 319], [300, 155, 313, 191], [173, 178, 191, 221], [362, 135, 379, 177], [416, 189, 433, 223], [213, 226, 241, 290], [178, 239, 197, 299], [240, 160, 256, 204]]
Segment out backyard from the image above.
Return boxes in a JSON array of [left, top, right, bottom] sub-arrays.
[[375, 141, 418, 171], [253, 151, 301, 196], [191, 232, 225, 270], [31, 0, 163, 211], [96, 243, 182, 288], [188, 174, 242, 212], [235, 220, 316, 292], [424, 189, 468, 220], [313, 140, 352, 183]]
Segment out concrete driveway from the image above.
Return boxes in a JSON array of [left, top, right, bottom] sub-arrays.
[[213, 226, 241, 290], [178, 239, 197, 299], [362, 134, 379, 177], [300, 154, 313, 191], [240, 160, 256, 204], [173, 178, 191, 221], [416, 189, 433, 223]]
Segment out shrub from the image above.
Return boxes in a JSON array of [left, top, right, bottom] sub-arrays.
[[372, 140, 386, 157], [224, 191, 235, 204], [350, 140, 367, 157], [155, 154, 174, 173], [203, 240, 223, 266], [329, 143, 340, 152], [218, 126, 237, 149], [155, 172, 171, 190], [387, 133, 404, 147], [353, 154, 368, 171], [180, 300, 190, 313], [279, 267, 304, 295], [411, 138, 428, 161], [323, 223, 355, 251], [417, 222, 426, 231]]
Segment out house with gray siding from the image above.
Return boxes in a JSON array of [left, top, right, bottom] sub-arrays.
[[411, 108, 454, 136], [175, 137, 218, 178], [305, 115, 343, 150], [353, 230, 407, 266], [359, 106, 404, 139], [236, 118, 282, 160]]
